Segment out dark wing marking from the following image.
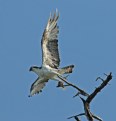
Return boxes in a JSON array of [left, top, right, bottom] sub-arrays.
[[41, 10, 60, 68]]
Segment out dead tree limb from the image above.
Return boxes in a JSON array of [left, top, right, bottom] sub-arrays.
[[68, 116, 81, 121], [86, 72, 112, 104], [68, 72, 112, 121], [57, 75, 89, 97]]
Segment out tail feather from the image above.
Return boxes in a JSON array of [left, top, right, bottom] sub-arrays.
[[58, 65, 74, 74]]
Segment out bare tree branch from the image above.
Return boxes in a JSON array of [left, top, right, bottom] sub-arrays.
[[57, 75, 89, 97], [68, 72, 112, 121], [68, 115, 82, 121], [74, 116, 81, 121], [68, 113, 85, 119], [86, 72, 112, 104], [92, 114, 103, 121]]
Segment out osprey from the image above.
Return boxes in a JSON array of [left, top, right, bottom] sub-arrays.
[[29, 10, 74, 97]]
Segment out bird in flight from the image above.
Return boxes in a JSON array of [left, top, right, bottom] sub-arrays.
[[29, 10, 74, 97]]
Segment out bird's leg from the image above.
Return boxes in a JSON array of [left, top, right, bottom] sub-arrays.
[[56, 75, 69, 88], [57, 81, 64, 88]]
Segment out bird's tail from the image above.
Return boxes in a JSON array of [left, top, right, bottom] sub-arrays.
[[58, 65, 74, 74]]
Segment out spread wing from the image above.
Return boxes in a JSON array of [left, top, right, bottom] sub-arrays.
[[29, 77, 48, 97], [41, 10, 60, 69]]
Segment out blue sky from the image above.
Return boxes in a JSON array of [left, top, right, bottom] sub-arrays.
[[1, 0, 116, 121]]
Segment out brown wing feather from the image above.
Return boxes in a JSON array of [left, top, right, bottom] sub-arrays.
[[41, 10, 60, 68]]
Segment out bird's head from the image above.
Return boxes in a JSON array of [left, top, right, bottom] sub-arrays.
[[29, 66, 42, 72]]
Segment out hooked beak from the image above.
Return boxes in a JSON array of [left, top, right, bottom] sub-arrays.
[[29, 67, 32, 71]]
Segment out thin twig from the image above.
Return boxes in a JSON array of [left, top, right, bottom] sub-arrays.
[[68, 113, 85, 119]]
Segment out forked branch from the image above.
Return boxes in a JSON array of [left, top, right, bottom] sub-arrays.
[[67, 72, 112, 121]]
